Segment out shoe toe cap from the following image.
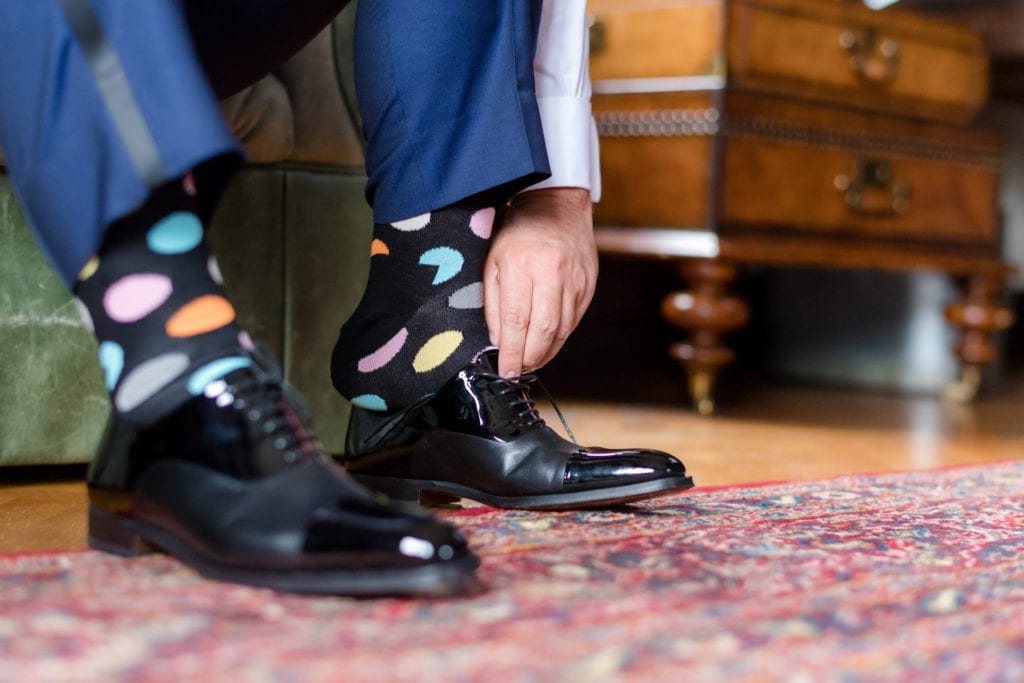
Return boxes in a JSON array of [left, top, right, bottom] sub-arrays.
[[304, 496, 472, 566], [564, 448, 687, 490]]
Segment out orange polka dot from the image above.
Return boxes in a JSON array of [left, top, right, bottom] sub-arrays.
[[165, 295, 236, 338], [371, 239, 390, 256]]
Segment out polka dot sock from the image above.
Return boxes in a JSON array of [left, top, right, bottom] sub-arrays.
[[331, 193, 503, 413], [74, 176, 253, 426]]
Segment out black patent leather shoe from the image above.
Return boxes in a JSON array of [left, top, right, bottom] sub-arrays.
[[87, 360, 477, 596], [341, 350, 694, 510]]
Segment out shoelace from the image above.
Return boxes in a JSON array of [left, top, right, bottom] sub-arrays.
[[360, 369, 580, 448], [484, 372, 578, 445], [214, 368, 320, 464]]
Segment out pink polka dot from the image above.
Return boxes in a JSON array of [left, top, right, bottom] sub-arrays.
[[103, 273, 173, 323], [358, 328, 409, 373], [470, 208, 496, 239], [182, 172, 197, 197], [238, 331, 256, 351]]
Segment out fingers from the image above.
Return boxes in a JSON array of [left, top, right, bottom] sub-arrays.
[[483, 259, 501, 347], [488, 260, 594, 376], [496, 268, 532, 378], [482, 184, 598, 377], [521, 274, 563, 372], [536, 262, 588, 369], [532, 283, 576, 370]]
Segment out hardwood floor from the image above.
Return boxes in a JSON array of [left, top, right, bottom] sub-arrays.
[[2, 375, 1023, 553], [1, 472, 86, 553]]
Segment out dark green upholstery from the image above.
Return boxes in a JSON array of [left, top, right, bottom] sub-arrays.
[[0, 180, 110, 465], [0, 12, 370, 465]]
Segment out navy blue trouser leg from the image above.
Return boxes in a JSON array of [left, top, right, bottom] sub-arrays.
[[354, 0, 550, 223], [0, 0, 549, 287]]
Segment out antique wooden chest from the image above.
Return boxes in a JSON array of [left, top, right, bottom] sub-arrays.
[[587, 0, 1013, 413]]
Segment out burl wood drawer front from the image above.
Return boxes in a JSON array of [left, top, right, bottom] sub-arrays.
[[594, 135, 713, 229], [588, 0, 723, 81], [727, 0, 989, 122], [592, 91, 717, 229], [719, 137, 999, 245], [587, 0, 988, 123]]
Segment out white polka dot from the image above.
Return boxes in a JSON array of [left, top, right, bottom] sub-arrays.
[[391, 212, 431, 232], [73, 298, 94, 332], [207, 256, 224, 285]]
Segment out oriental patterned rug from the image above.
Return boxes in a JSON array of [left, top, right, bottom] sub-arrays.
[[4, 462, 1024, 682]]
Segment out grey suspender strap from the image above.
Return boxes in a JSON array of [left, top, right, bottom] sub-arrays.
[[58, 0, 168, 187]]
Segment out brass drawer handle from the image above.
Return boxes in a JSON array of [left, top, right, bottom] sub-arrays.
[[839, 29, 900, 84], [834, 159, 912, 216]]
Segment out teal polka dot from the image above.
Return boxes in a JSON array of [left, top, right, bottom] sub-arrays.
[[186, 356, 252, 395], [98, 341, 125, 390], [351, 394, 388, 411], [147, 212, 203, 255], [419, 247, 464, 285]]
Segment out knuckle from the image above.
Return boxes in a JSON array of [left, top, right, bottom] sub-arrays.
[[540, 251, 568, 270], [502, 309, 528, 330], [534, 316, 559, 335]]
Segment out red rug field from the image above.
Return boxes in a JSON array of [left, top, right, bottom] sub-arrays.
[[4, 462, 1024, 682]]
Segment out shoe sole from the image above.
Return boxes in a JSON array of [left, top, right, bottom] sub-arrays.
[[87, 506, 479, 597], [348, 474, 696, 511]]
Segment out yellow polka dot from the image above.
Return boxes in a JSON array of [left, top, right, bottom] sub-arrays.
[[78, 256, 100, 282], [412, 331, 464, 373], [371, 239, 390, 256]]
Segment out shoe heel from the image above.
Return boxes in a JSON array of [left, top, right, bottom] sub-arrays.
[[417, 490, 461, 508], [351, 474, 460, 508], [88, 506, 154, 557]]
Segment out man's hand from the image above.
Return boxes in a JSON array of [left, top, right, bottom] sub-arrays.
[[484, 187, 598, 378]]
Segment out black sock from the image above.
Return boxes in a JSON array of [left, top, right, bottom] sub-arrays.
[[331, 193, 503, 412], [74, 175, 253, 425]]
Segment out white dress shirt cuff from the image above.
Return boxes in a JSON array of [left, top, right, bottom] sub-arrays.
[[524, 97, 602, 203]]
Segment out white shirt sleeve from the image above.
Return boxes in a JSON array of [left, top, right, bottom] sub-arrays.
[[526, 0, 602, 201]]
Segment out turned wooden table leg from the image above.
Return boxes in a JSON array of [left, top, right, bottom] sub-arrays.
[[661, 259, 749, 415], [943, 273, 1015, 403]]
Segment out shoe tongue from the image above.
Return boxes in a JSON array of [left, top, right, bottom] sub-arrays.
[[472, 348, 501, 375]]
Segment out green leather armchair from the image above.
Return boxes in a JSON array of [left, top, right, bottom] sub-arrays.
[[0, 11, 370, 465]]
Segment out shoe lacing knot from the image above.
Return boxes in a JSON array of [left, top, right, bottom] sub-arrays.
[[487, 372, 578, 445]]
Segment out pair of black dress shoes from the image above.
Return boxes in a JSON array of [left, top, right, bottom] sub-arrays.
[[87, 350, 693, 596]]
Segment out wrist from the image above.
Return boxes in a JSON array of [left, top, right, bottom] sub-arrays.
[[508, 187, 593, 227]]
